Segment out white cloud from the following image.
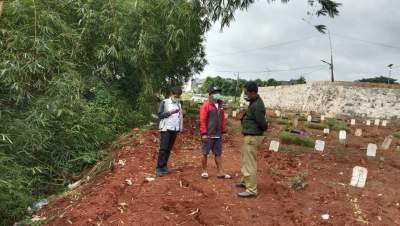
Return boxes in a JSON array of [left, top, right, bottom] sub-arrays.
[[200, 0, 400, 81]]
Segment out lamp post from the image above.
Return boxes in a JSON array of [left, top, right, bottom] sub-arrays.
[[387, 64, 393, 84], [302, 18, 335, 82]]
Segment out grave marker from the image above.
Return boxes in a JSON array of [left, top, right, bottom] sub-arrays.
[[382, 120, 387, 127], [292, 117, 299, 128], [366, 120, 371, 126], [339, 130, 347, 144], [350, 166, 368, 188], [366, 143, 377, 157], [224, 113, 229, 119], [315, 140, 325, 152], [321, 115, 325, 122], [355, 128, 362, 137], [269, 140, 280, 152], [350, 119, 356, 126], [307, 115, 312, 122], [323, 128, 330, 135], [374, 119, 380, 126], [275, 110, 281, 117], [232, 110, 237, 118], [381, 135, 393, 150]]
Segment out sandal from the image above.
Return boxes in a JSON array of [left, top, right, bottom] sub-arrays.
[[217, 174, 232, 179], [201, 172, 209, 179]]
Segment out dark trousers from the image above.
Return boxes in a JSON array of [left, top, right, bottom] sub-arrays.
[[156, 131, 178, 169]]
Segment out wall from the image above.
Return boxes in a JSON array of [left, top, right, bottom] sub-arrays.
[[258, 81, 400, 119]]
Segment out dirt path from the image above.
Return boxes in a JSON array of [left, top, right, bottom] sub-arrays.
[[39, 117, 400, 226]]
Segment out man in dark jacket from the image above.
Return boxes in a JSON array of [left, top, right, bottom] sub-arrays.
[[199, 86, 231, 179], [236, 82, 268, 198]]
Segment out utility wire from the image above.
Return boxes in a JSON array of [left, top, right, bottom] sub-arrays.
[[332, 33, 400, 50], [214, 65, 325, 74], [208, 36, 318, 57]]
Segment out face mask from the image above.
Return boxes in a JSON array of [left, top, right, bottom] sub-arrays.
[[244, 95, 251, 101], [171, 96, 180, 103], [212, 93, 221, 100]]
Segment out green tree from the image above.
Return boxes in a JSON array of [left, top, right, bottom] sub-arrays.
[[357, 76, 397, 84]]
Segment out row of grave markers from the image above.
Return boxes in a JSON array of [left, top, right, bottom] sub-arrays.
[[268, 131, 394, 188], [231, 110, 390, 128]]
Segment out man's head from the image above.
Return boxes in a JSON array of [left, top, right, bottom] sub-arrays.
[[243, 81, 258, 101], [171, 87, 182, 101], [208, 86, 222, 101]]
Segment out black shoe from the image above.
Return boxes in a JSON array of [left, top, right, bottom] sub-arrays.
[[234, 183, 246, 188], [237, 191, 258, 198]]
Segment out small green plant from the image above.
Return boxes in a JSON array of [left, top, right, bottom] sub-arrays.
[[393, 131, 400, 139], [279, 131, 314, 147], [326, 119, 349, 131], [304, 122, 327, 130], [276, 118, 292, 126], [288, 173, 308, 190]]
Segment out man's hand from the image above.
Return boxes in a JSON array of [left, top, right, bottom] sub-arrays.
[[201, 135, 208, 142], [169, 109, 179, 114]]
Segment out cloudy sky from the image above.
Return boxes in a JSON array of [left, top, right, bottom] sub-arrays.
[[200, 0, 400, 82]]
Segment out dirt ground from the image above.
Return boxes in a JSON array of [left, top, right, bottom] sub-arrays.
[[38, 115, 400, 226]]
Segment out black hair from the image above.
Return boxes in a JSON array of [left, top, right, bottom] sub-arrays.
[[244, 81, 258, 93], [171, 87, 182, 95]]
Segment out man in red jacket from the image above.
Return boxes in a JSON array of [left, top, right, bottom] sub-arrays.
[[199, 86, 231, 179]]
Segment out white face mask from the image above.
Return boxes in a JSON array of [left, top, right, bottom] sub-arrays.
[[212, 93, 222, 100], [171, 96, 180, 103], [244, 95, 251, 101]]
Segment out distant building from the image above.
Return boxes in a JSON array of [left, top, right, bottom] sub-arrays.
[[184, 77, 205, 93]]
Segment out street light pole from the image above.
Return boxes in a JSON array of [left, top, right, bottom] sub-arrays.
[[387, 64, 393, 84], [234, 72, 240, 104], [327, 29, 335, 82]]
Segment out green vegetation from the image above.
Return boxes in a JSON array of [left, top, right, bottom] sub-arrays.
[[287, 173, 308, 190], [304, 122, 327, 130], [0, 1, 206, 224], [393, 131, 400, 139], [279, 132, 314, 147], [326, 119, 350, 131], [276, 118, 292, 126], [357, 76, 397, 84]]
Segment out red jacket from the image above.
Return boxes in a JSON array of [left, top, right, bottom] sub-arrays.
[[199, 100, 226, 136]]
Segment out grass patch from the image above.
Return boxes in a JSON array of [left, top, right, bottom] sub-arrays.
[[393, 131, 400, 139], [287, 173, 308, 190], [304, 122, 327, 130], [276, 118, 292, 126], [326, 119, 350, 131], [279, 131, 314, 147]]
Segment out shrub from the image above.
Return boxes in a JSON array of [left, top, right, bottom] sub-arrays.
[[279, 131, 314, 147], [304, 122, 327, 130], [326, 119, 350, 131], [394, 131, 400, 139]]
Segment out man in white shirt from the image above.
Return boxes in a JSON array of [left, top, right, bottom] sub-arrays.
[[156, 87, 183, 177]]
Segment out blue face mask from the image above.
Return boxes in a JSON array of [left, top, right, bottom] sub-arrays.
[[212, 93, 222, 100]]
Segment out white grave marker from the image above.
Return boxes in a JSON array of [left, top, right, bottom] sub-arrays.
[[350, 166, 368, 188], [381, 135, 393, 150], [339, 130, 347, 144], [224, 113, 229, 119], [269, 140, 280, 152], [366, 120, 371, 126], [323, 128, 330, 135], [366, 143, 377, 157], [275, 110, 281, 117], [374, 119, 380, 126], [315, 140, 325, 152], [350, 119, 356, 126], [307, 115, 312, 122], [355, 128, 362, 137], [232, 110, 237, 118], [382, 120, 387, 127], [321, 115, 325, 121]]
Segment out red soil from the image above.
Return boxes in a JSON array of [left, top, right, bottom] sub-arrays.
[[38, 116, 400, 226]]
